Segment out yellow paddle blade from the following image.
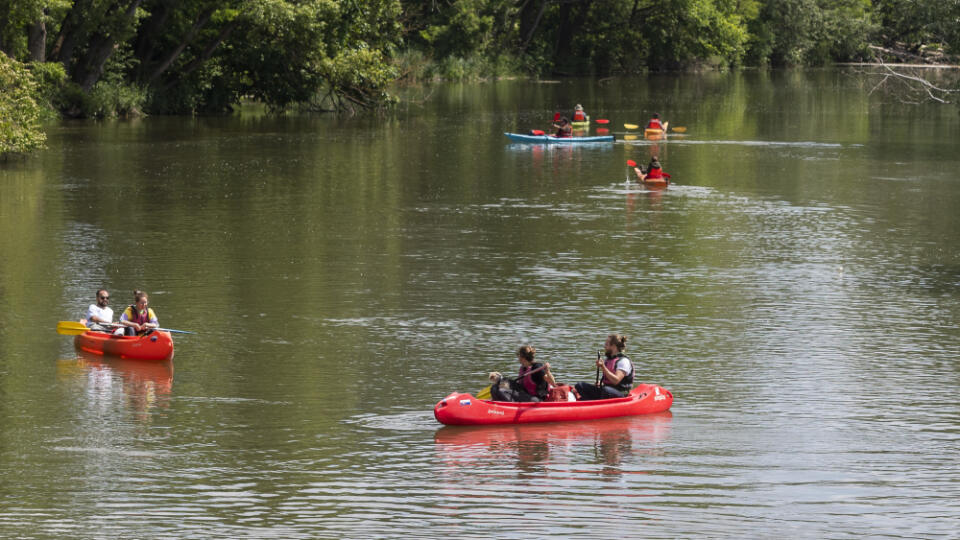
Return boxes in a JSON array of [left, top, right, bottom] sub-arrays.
[[672, 126, 686, 133], [56, 321, 89, 335], [476, 385, 492, 400], [624, 134, 638, 141], [624, 123, 639, 130]]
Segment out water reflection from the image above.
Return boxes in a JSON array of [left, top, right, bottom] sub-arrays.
[[56, 352, 173, 421], [434, 412, 672, 476]]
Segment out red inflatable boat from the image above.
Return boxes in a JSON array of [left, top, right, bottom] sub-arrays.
[[74, 330, 174, 361], [434, 383, 673, 425]]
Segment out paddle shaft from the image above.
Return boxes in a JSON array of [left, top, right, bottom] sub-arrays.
[[595, 350, 603, 388]]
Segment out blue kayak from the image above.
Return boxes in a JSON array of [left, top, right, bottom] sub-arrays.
[[505, 132, 615, 144]]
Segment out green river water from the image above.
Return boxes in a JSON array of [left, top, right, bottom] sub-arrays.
[[1, 70, 959, 537]]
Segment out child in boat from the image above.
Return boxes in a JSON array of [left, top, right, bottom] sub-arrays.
[[553, 117, 573, 138], [573, 104, 588, 122], [574, 334, 634, 400], [488, 345, 556, 402]]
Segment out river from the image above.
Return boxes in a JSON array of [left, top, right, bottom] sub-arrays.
[[1, 70, 958, 537]]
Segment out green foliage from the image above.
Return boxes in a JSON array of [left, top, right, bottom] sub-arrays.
[[0, 56, 46, 156]]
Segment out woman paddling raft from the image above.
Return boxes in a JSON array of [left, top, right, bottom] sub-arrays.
[[488, 345, 557, 402], [119, 290, 159, 336], [574, 334, 635, 400]]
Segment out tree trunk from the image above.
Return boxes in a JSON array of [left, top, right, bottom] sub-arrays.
[[520, 0, 549, 51], [147, 7, 214, 83], [160, 17, 239, 92], [76, 0, 144, 92], [134, 0, 175, 80], [49, 0, 93, 71], [27, 20, 46, 62]]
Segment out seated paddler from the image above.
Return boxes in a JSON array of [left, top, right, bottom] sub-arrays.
[[574, 334, 634, 400], [488, 345, 556, 402]]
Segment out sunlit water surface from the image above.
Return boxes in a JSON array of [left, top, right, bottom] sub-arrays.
[[1, 71, 959, 537]]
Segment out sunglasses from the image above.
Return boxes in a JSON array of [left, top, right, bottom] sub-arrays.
[[99, 296, 110, 300]]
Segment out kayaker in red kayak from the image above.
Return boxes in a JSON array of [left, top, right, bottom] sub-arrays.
[[553, 117, 573, 138], [574, 334, 634, 400], [119, 290, 159, 336], [646, 113, 664, 130], [488, 345, 557, 402], [82, 289, 114, 332]]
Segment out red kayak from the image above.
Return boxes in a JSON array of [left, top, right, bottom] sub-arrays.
[[74, 330, 174, 361], [434, 383, 672, 425]]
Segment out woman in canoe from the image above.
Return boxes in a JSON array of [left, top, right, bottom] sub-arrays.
[[119, 290, 159, 336], [488, 345, 556, 402], [574, 334, 634, 400], [553, 117, 573, 138], [634, 157, 671, 184]]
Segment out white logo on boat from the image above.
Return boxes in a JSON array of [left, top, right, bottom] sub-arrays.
[[459, 399, 472, 406], [655, 395, 665, 401], [488, 410, 504, 415]]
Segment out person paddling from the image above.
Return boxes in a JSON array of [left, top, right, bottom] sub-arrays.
[[82, 289, 114, 332], [553, 117, 573, 138], [488, 345, 557, 402], [574, 334, 634, 400], [635, 156, 671, 183], [646, 113, 665, 130], [119, 290, 159, 336], [572, 104, 588, 122]]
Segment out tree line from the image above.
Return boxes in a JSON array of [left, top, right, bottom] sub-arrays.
[[2, 0, 959, 154]]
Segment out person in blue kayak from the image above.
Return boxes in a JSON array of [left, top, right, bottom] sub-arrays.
[[82, 289, 114, 332], [554, 116, 573, 138], [574, 334, 634, 400], [646, 113, 665, 130], [572, 104, 588, 122], [119, 290, 159, 336], [488, 345, 557, 402]]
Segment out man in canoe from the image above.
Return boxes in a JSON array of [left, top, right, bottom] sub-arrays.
[[572, 104, 588, 122], [488, 345, 557, 402], [553, 116, 573, 138], [574, 334, 634, 400], [119, 290, 160, 336], [646, 113, 664, 130], [82, 289, 114, 332]]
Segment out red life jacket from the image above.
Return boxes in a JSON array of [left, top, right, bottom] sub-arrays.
[[519, 364, 539, 396], [646, 167, 663, 179], [602, 354, 634, 391], [646, 119, 663, 130], [573, 110, 587, 122]]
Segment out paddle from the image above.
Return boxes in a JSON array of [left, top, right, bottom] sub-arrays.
[[595, 350, 603, 388], [672, 126, 687, 133], [56, 320, 196, 335], [624, 123, 639, 130], [476, 362, 549, 400], [596, 119, 610, 124]]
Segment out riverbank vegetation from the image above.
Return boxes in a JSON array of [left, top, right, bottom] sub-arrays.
[[1, 0, 959, 156]]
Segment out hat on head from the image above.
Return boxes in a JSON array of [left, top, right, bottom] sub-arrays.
[[575, 104, 583, 110]]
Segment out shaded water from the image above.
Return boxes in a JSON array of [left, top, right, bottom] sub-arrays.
[[1, 70, 959, 537]]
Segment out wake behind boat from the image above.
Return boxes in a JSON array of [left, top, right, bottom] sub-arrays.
[[434, 383, 672, 425]]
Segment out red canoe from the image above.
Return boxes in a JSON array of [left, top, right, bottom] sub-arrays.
[[74, 330, 174, 361], [434, 383, 673, 425]]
